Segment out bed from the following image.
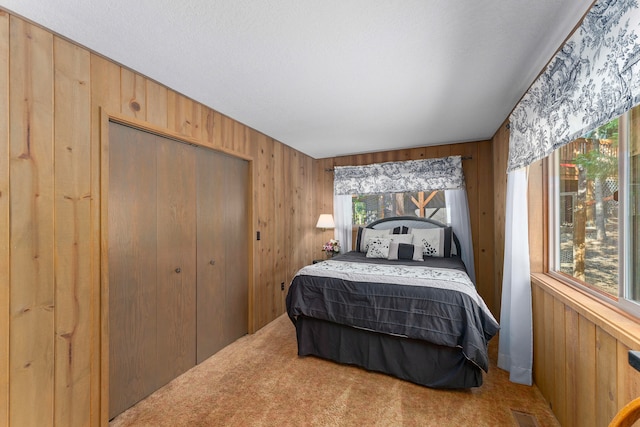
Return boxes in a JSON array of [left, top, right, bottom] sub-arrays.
[[286, 216, 499, 389]]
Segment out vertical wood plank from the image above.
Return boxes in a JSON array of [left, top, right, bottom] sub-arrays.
[[253, 132, 275, 330], [107, 123, 158, 419], [532, 284, 546, 395], [90, 52, 121, 425], [220, 115, 235, 152], [564, 306, 579, 427], [195, 148, 226, 363], [155, 137, 197, 387], [552, 298, 567, 426], [167, 91, 201, 140], [303, 155, 315, 267], [492, 121, 509, 319], [595, 327, 617, 427], [0, 10, 8, 427], [145, 79, 167, 128], [201, 107, 220, 150], [223, 154, 250, 342], [9, 17, 55, 427], [476, 140, 495, 314], [274, 142, 286, 313], [53, 35, 92, 427], [577, 315, 597, 427], [232, 120, 248, 154], [528, 159, 546, 273], [543, 292, 555, 407], [120, 68, 146, 120], [617, 341, 640, 417]]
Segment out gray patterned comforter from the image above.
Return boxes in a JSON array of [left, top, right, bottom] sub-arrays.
[[286, 252, 499, 372]]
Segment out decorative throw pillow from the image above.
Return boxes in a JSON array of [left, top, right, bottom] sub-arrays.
[[409, 227, 452, 257], [366, 237, 392, 258], [388, 242, 424, 261], [358, 228, 392, 253]]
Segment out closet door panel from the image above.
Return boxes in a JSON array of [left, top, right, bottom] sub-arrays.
[[155, 137, 197, 387], [225, 156, 249, 342], [196, 149, 227, 363], [108, 123, 158, 419]]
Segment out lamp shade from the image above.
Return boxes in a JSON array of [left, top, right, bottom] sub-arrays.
[[316, 214, 335, 229]]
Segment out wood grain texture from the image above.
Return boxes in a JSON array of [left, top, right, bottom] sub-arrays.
[[167, 90, 201, 140], [145, 79, 167, 128], [552, 298, 567, 426], [108, 123, 159, 419], [223, 154, 249, 342], [196, 148, 227, 362], [197, 149, 250, 362], [528, 159, 546, 273], [532, 283, 546, 398], [475, 141, 494, 313], [617, 341, 640, 419], [564, 306, 579, 427], [155, 136, 197, 387], [274, 142, 287, 314], [91, 51, 121, 425], [596, 326, 618, 427], [543, 291, 555, 410], [9, 17, 55, 427], [492, 120, 509, 321], [577, 314, 597, 427], [201, 108, 220, 149], [255, 133, 276, 328], [120, 69, 146, 120], [53, 35, 92, 427], [0, 10, 8, 427]]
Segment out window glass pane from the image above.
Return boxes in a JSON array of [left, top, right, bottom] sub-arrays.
[[556, 118, 619, 296], [352, 191, 447, 225]]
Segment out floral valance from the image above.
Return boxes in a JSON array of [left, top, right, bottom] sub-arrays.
[[333, 156, 465, 195], [508, 0, 640, 172]]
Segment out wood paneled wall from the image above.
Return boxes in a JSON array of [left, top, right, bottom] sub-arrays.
[[492, 117, 640, 426], [531, 275, 640, 427], [0, 12, 316, 426], [314, 140, 498, 316]]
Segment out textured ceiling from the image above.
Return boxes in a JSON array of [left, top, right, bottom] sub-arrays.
[[0, 0, 594, 159]]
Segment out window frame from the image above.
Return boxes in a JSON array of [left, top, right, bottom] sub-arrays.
[[350, 191, 448, 228], [547, 110, 640, 318]]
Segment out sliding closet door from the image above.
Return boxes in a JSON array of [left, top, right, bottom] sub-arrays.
[[108, 123, 158, 419], [155, 136, 197, 387], [196, 151, 249, 363], [196, 149, 227, 363], [224, 155, 249, 342]]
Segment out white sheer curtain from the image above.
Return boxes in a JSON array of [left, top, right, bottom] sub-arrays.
[[333, 194, 353, 253], [497, 168, 532, 385], [445, 189, 476, 285]]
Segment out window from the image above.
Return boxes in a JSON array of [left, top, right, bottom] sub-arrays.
[[549, 104, 640, 314], [352, 191, 447, 226]]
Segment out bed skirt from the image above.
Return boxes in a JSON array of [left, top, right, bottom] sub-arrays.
[[294, 316, 483, 389]]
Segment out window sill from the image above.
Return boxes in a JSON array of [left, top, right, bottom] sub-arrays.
[[531, 273, 640, 350]]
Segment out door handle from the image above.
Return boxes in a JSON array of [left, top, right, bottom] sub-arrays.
[[209, 260, 215, 266], [175, 267, 181, 273]]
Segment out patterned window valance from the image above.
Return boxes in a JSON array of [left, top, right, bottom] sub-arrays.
[[333, 156, 465, 195], [508, 0, 640, 172]]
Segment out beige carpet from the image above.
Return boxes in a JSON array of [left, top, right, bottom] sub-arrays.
[[110, 314, 559, 426]]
